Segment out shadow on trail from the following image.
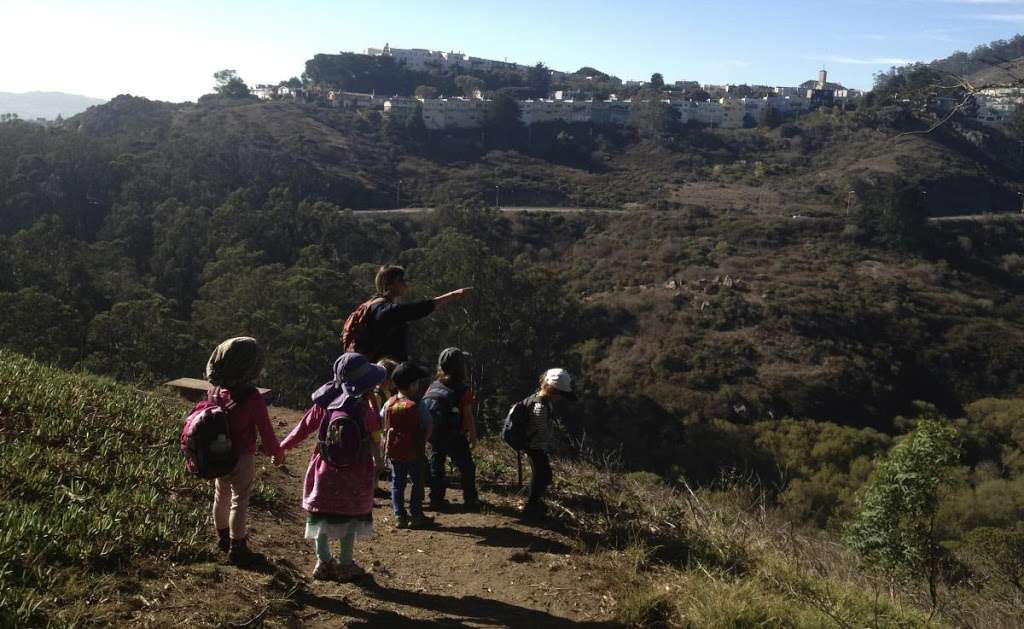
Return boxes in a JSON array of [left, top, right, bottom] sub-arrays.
[[298, 578, 621, 628], [438, 524, 572, 554]]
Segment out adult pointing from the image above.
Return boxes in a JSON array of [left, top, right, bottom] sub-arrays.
[[342, 265, 471, 362]]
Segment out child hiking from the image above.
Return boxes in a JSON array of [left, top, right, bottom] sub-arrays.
[[424, 347, 480, 512], [342, 265, 472, 362], [381, 361, 435, 528], [203, 337, 284, 564], [370, 358, 399, 499], [279, 353, 386, 581], [520, 368, 577, 521]]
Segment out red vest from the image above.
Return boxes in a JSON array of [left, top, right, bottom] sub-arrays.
[[384, 398, 420, 462]]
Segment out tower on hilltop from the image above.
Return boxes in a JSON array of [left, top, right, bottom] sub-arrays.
[[816, 68, 828, 90]]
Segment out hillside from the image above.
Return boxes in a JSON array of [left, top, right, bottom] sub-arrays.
[[0, 91, 106, 120], [3, 87, 1024, 624], [967, 58, 1024, 88], [3, 94, 1024, 435], [7, 352, 1020, 627]]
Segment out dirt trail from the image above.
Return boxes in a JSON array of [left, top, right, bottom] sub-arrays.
[[136, 406, 619, 627]]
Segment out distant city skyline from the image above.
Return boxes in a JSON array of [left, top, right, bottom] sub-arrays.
[[4, 0, 1024, 102]]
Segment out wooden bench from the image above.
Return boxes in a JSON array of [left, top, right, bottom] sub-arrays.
[[164, 377, 272, 403]]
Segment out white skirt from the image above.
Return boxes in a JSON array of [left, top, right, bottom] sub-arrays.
[[304, 518, 374, 540]]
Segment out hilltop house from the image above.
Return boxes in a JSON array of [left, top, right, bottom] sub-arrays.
[[367, 43, 527, 73], [975, 86, 1024, 125]]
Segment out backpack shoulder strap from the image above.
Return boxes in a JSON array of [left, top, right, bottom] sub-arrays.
[[230, 385, 257, 408]]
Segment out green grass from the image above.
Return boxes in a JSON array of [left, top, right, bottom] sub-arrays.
[[492, 447, 945, 628], [0, 350, 215, 626]]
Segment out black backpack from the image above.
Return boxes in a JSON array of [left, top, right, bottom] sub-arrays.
[[423, 380, 467, 436], [501, 394, 544, 451]]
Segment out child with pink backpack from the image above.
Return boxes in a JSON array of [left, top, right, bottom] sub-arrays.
[[278, 353, 386, 581], [180, 337, 284, 565]]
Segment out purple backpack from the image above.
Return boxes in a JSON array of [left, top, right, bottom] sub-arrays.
[[179, 388, 250, 479], [317, 406, 370, 468]]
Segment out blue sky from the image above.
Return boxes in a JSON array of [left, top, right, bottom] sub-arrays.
[[3, 0, 1024, 101]]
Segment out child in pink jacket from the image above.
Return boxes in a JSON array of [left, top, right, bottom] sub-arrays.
[[279, 353, 385, 581], [204, 336, 283, 565]]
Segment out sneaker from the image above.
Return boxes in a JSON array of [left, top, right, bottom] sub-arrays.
[[336, 562, 367, 582], [312, 558, 338, 581], [409, 514, 435, 528], [395, 514, 410, 529]]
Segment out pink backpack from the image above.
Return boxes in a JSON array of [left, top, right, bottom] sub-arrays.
[[317, 407, 370, 468], [179, 388, 250, 479]]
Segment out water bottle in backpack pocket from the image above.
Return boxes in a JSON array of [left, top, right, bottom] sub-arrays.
[[180, 401, 238, 479], [317, 409, 370, 468]]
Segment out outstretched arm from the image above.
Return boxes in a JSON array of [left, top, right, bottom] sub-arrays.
[[433, 287, 473, 308], [280, 405, 327, 451]]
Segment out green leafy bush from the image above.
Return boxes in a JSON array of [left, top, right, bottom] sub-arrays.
[[844, 420, 960, 609], [0, 350, 212, 625]]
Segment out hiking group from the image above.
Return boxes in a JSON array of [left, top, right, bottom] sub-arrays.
[[179, 264, 577, 582]]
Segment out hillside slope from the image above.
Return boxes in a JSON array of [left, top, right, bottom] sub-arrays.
[[0, 351, 615, 626], [5, 353, 994, 627], [48, 93, 1024, 216]]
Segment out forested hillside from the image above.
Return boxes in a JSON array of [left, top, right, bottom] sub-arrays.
[[3, 88, 1024, 623]]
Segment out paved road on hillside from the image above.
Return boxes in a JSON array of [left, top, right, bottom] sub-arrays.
[[928, 212, 1024, 223], [354, 206, 626, 215]]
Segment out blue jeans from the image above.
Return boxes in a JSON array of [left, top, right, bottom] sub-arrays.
[[391, 459, 424, 517], [429, 432, 477, 505]]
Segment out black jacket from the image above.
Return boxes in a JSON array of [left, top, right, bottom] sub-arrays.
[[367, 296, 435, 362]]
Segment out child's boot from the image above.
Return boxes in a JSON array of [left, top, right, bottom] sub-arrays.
[[410, 513, 435, 528], [313, 558, 338, 581], [217, 528, 230, 553], [336, 562, 367, 582], [227, 536, 258, 566]]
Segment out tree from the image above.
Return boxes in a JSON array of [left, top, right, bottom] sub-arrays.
[[82, 295, 200, 384], [403, 228, 579, 421], [484, 93, 522, 145], [527, 62, 552, 98], [760, 106, 783, 128], [633, 88, 679, 144], [844, 420, 960, 612], [192, 245, 356, 404], [213, 69, 251, 98], [455, 75, 485, 98], [414, 85, 439, 99], [688, 88, 711, 102], [407, 103, 428, 140], [855, 179, 928, 249], [650, 73, 665, 89], [0, 288, 82, 365]]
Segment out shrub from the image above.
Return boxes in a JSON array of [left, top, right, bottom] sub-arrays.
[[0, 350, 217, 625], [844, 420, 960, 610]]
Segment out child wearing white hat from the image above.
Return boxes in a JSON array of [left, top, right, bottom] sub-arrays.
[[521, 368, 576, 521]]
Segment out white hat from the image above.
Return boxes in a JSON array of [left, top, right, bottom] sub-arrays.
[[543, 368, 576, 400]]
